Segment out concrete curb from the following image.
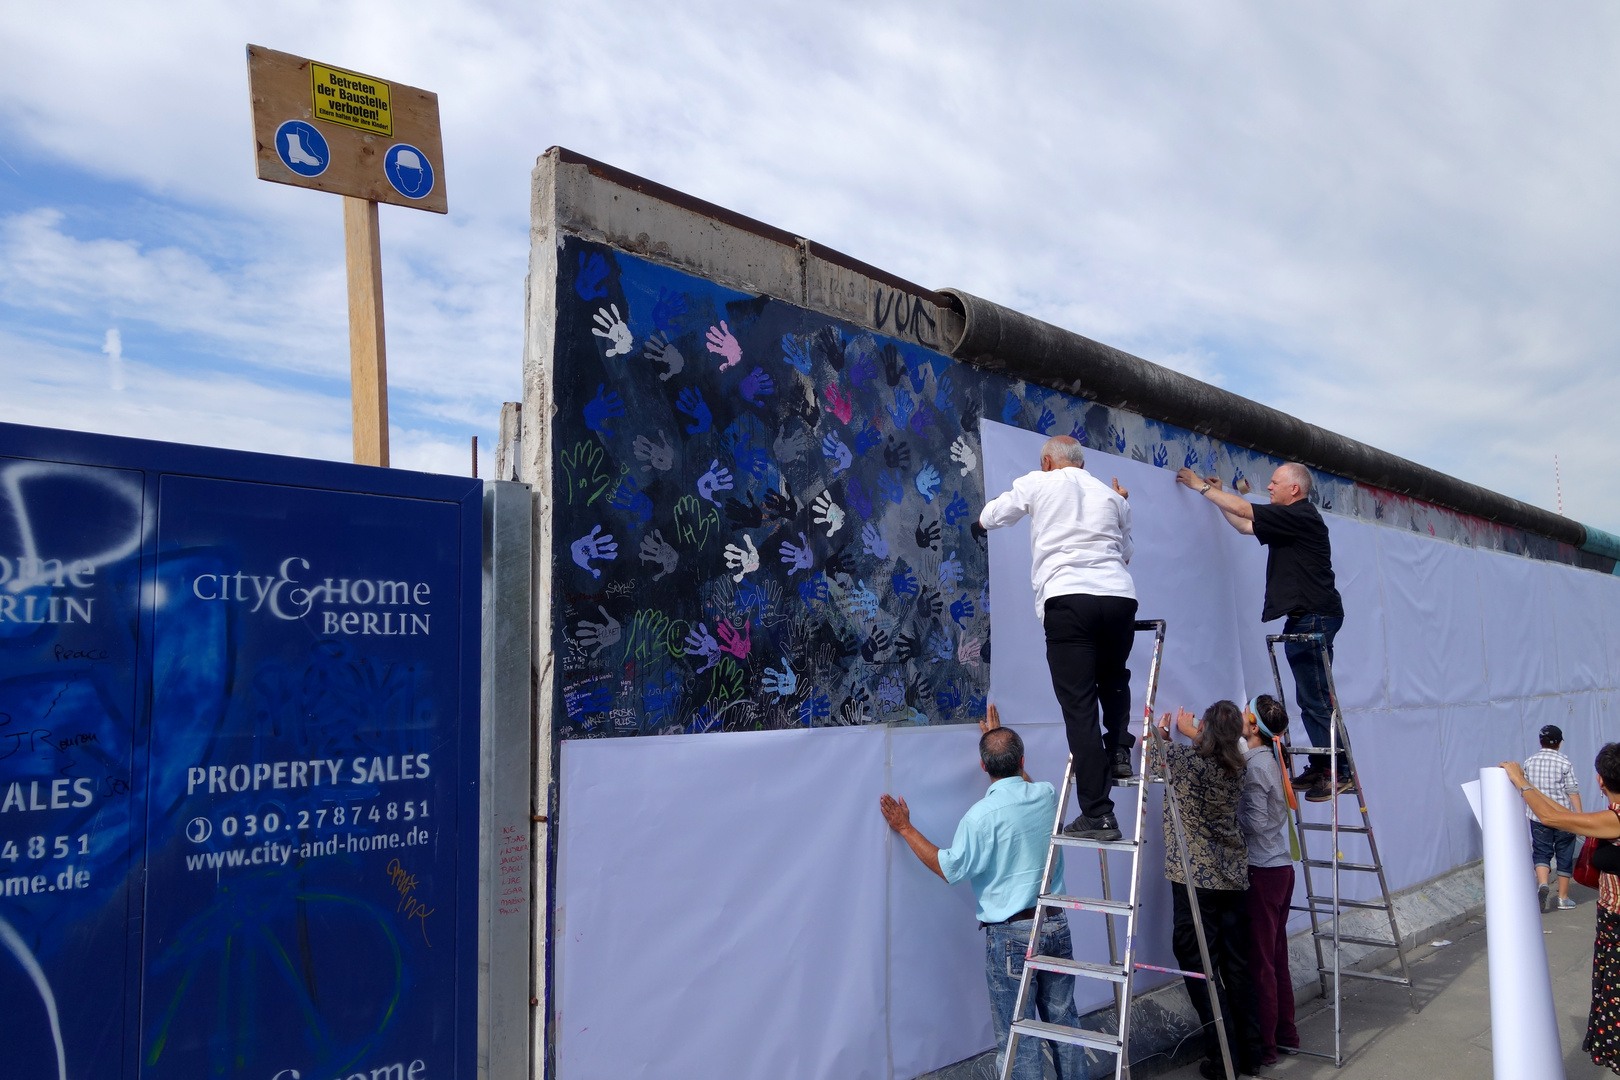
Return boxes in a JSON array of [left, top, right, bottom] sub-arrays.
[[918, 860, 1486, 1080]]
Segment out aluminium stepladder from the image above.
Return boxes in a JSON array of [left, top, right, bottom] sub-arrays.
[[1266, 632, 1415, 1068], [1002, 620, 1237, 1080]]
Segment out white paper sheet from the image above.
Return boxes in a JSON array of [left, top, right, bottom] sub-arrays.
[[1479, 766, 1564, 1080]]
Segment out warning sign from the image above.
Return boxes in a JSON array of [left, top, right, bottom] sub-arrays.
[[311, 61, 392, 136]]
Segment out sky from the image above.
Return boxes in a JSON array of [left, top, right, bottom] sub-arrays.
[[2, 2, 1618, 532]]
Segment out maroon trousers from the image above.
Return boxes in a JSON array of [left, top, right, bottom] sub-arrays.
[[1247, 864, 1299, 1061]]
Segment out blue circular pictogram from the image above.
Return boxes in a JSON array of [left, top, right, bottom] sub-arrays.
[[274, 119, 329, 178], [383, 143, 435, 199]]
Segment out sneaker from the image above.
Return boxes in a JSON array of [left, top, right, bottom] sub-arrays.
[[1062, 813, 1122, 842], [1111, 746, 1134, 780], [1539, 884, 1551, 912], [1305, 774, 1358, 803], [1558, 897, 1577, 911], [1291, 766, 1325, 791]]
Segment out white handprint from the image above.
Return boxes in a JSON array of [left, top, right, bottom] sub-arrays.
[[575, 606, 622, 657], [724, 534, 760, 582], [638, 529, 679, 581], [633, 430, 674, 472], [812, 491, 845, 536], [591, 304, 633, 357], [950, 436, 977, 476], [570, 525, 618, 578]]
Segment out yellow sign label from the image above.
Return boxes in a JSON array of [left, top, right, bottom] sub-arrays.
[[310, 62, 392, 136]]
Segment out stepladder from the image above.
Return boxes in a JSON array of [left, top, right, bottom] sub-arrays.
[[1267, 631, 1416, 1068], [1000, 620, 1237, 1080]]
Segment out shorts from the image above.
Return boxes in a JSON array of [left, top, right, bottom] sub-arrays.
[[1532, 820, 1578, 877]]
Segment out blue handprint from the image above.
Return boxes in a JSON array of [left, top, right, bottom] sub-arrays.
[[798, 572, 830, 605], [652, 286, 687, 331], [853, 424, 882, 457], [821, 433, 852, 475], [608, 475, 652, 525], [928, 628, 952, 663], [877, 470, 904, 505], [846, 476, 873, 520], [575, 251, 609, 300], [950, 593, 976, 627], [584, 383, 626, 435], [850, 352, 878, 388], [564, 680, 613, 718], [1184, 445, 1201, 469], [939, 551, 963, 590], [1109, 424, 1127, 452], [798, 690, 831, 725], [645, 672, 684, 728], [739, 366, 775, 404], [847, 579, 880, 621], [934, 372, 953, 412], [1070, 421, 1087, 444], [909, 402, 937, 436], [1152, 444, 1169, 468], [781, 334, 814, 374], [891, 564, 919, 597], [888, 387, 916, 429], [1001, 392, 1022, 425], [944, 491, 970, 525], [1037, 405, 1056, 434], [860, 522, 889, 560], [676, 386, 712, 434], [908, 364, 927, 393], [914, 463, 941, 503], [723, 418, 770, 479], [936, 680, 963, 713]]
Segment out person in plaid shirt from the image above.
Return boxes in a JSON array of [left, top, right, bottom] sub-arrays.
[[1525, 724, 1584, 912]]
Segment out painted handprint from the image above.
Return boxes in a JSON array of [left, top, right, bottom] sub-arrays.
[[812, 325, 844, 370], [676, 386, 712, 434], [914, 463, 941, 503], [1070, 421, 1087, 444], [887, 387, 916, 429], [564, 680, 613, 718], [682, 623, 721, 673], [739, 366, 775, 404], [762, 656, 798, 701], [575, 606, 622, 657], [915, 516, 941, 551], [570, 525, 617, 578], [821, 432, 852, 475], [779, 532, 814, 575], [1184, 445, 1201, 469], [944, 491, 970, 525], [880, 342, 906, 387], [878, 469, 905, 505], [909, 402, 937, 436], [652, 286, 687, 331], [1152, 444, 1169, 468], [797, 690, 831, 725], [633, 430, 674, 471], [716, 618, 751, 660], [916, 585, 943, 619], [1037, 405, 1056, 434], [908, 364, 927, 393], [798, 572, 830, 605], [853, 423, 882, 457], [672, 495, 721, 549], [860, 523, 889, 560], [849, 351, 878, 388], [883, 436, 911, 469], [575, 251, 609, 300], [724, 492, 763, 528], [939, 551, 963, 590], [591, 305, 634, 357], [895, 631, 921, 663], [936, 681, 963, 713], [928, 628, 952, 663], [950, 593, 976, 627], [957, 634, 983, 666], [812, 491, 844, 536], [584, 383, 626, 435], [562, 441, 615, 505], [638, 530, 678, 581], [706, 320, 743, 370], [839, 687, 871, 725], [773, 425, 809, 463], [721, 418, 769, 479], [847, 579, 880, 621], [824, 383, 854, 425], [824, 543, 856, 579], [696, 459, 735, 505], [860, 629, 891, 662], [763, 482, 802, 521], [781, 333, 813, 374], [934, 372, 953, 411], [949, 436, 977, 475], [960, 393, 981, 432], [608, 474, 653, 524], [1001, 392, 1022, 425], [723, 534, 760, 582], [643, 331, 684, 381], [846, 476, 873, 520], [1108, 424, 1127, 452], [891, 563, 919, 597]]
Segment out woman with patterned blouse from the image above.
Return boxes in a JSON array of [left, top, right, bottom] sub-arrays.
[[1150, 701, 1265, 1078], [1504, 743, 1620, 1073]]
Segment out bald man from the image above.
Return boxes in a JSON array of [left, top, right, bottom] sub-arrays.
[[1176, 462, 1349, 802], [980, 436, 1136, 841]]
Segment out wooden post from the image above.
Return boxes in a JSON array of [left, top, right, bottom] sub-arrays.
[[344, 196, 389, 466]]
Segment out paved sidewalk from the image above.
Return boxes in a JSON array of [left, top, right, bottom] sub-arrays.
[[1156, 881, 1610, 1079]]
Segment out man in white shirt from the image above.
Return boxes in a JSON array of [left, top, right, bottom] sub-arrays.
[[979, 435, 1136, 841]]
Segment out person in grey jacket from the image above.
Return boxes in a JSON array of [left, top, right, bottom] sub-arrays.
[[1239, 695, 1297, 1066]]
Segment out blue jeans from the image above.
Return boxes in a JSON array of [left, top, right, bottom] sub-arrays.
[[986, 917, 1096, 1080], [1532, 821, 1578, 877], [1283, 613, 1345, 773]]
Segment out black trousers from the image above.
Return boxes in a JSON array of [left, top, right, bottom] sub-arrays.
[[1043, 593, 1137, 818], [1171, 884, 1265, 1073]]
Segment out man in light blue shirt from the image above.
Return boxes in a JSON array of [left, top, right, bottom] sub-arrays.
[[880, 707, 1094, 1080]]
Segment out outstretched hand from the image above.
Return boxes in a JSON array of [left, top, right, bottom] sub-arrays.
[[980, 702, 1002, 734], [879, 793, 912, 831], [1111, 477, 1129, 500]]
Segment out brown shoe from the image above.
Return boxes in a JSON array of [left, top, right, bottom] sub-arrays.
[[1291, 766, 1324, 791], [1306, 774, 1357, 803]]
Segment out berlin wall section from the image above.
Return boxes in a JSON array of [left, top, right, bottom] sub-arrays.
[[0, 425, 495, 1080]]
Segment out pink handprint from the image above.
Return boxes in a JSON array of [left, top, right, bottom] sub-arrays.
[[717, 617, 752, 659], [823, 383, 854, 425], [706, 321, 743, 370]]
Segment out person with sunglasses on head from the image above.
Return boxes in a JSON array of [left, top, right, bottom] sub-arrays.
[[1238, 695, 1299, 1066]]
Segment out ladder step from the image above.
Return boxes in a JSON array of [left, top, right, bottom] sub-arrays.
[[1112, 775, 1166, 788], [1298, 822, 1370, 834], [1009, 1018, 1123, 1053], [1281, 746, 1338, 755], [1025, 953, 1130, 983], [1294, 897, 1393, 912], [1303, 859, 1380, 872], [1051, 835, 1138, 852], [1040, 893, 1133, 917], [1319, 968, 1413, 987], [1311, 932, 1400, 949]]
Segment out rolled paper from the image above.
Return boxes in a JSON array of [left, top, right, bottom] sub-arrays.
[[1480, 766, 1564, 1080]]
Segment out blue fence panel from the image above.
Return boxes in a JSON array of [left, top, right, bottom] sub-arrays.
[[0, 424, 482, 1080]]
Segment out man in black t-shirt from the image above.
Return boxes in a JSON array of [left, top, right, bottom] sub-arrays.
[[1176, 462, 1351, 803]]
